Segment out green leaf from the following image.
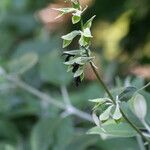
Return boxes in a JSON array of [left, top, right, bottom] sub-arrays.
[[65, 135, 98, 150], [63, 49, 84, 55], [73, 67, 83, 77], [61, 30, 81, 48], [79, 35, 91, 47], [89, 98, 111, 103], [64, 56, 93, 65], [99, 105, 113, 121], [7, 52, 38, 74], [87, 121, 137, 137], [112, 104, 122, 120], [40, 50, 72, 86], [83, 28, 93, 38], [30, 117, 60, 150], [92, 112, 101, 127], [72, 15, 81, 24], [133, 94, 147, 120], [83, 15, 96, 29], [54, 7, 76, 14], [63, 39, 72, 48], [118, 86, 137, 102]]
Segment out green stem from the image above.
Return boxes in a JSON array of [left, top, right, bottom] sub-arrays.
[[89, 58, 150, 143], [79, 6, 150, 143]]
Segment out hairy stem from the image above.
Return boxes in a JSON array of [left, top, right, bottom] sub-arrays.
[[79, 10, 150, 142], [89, 58, 150, 142], [7, 75, 93, 122]]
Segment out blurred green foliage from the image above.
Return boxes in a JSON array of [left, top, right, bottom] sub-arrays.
[[0, 0, 149, 149]]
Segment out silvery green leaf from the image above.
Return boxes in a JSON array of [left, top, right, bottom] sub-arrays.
[[61, 30, 81, 41], [67, 65, 73, 72], [63, 39, 72, 48], [83, 28, 93, 38], [62, 31, 81, 48], [64, 56, 93, 65], [63, 50, 84, 55], [73, 67, 83, 77], [92, 112, 101, 127], [7, 52, 38, 75], [72, 10, 82, 24], [89, 98, 111, 103], [72, 15, 81, 24], [87, 121, 137, 137], [133, 94, 147, 120], [118, 86, 137, 102], [54, 7, 76, 14], [112, 104, 122, 120], [99, 106, 113, 121], [83, 15, 96, 29], [79, 35, 90, 47]]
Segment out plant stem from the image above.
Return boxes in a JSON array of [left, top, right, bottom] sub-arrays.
[[79, 12, 150, 142], [88, 58, 150, 143], [7, 75, 93, 122]]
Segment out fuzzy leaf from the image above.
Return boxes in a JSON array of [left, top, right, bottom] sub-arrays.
[[62, 30, 81, 48], [7, 52, 38, 74], [79, 35, 90, 47], [89, 98, 111, 103], [83, 28, 93, 38], [63, 50, 84, 55], [73, 67, 83, 77], [118, 86, 137, 102], [64, 56, 93, 65], [99, 105, 113, 121], [112, 104, 122, 120], [133, 94, 147, 120], [72, 15, 81, 24], [92, 112, 101, 127], [83, 15, 96, 29], [61, 30, 81, 41], [63, 40, 72, 48], [87, 121, 137, 137], [54, 7, 76, 14]]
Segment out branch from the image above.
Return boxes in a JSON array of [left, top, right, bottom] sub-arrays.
[[7, 75, 93, 122]]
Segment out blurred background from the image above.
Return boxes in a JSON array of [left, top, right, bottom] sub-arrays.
[[0, 0, 150, 149]]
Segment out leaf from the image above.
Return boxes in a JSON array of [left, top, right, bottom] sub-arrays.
[[7, 52, 38, 74], [89, 98, 111, 103], [112, 104, 122, 120], [82, 28, 93, 38], [72, 10, 81, 24], [64, 56, 93, 65], [87, 121, 137, 137], [54, 7, 76, 14], [52, 118, 74, 150], [79, 35, 90, 47], [30, 117, 60, 150], [133, 94, 147, 120], [99, 105, 113, 121], [118, 86, 137, 102], [83, 15, 96, 29], [63, 50, 84, 55], [65, 135, 98, 150], [92, 112, 101, 127], [40, 50, 72, 86], [73, 67, 83, 77], [72, 15, 81, 24], [61, 31, 81, 48], [63, 39, 72, 48]]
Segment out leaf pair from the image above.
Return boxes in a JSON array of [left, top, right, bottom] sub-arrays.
[[61, 16, 96, 48]]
